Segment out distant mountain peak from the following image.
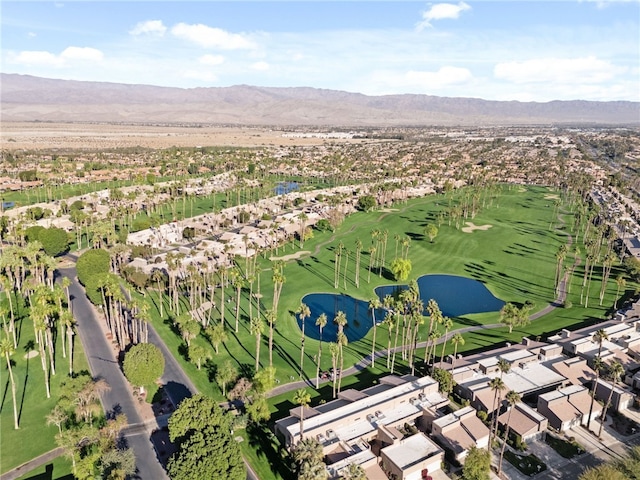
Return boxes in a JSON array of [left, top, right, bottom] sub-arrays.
[[2, 73, 638, 126]]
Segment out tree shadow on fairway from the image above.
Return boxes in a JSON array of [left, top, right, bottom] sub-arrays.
[[18, 339, 34, 424], [296, 259, 333, 289], [246, 423, 294, 480], [22, 463, 74, 480]]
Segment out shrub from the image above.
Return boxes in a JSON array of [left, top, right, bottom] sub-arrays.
[[76, 248, 110, 286]]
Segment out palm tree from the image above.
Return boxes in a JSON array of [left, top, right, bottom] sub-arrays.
[[587, 356, 605, 430], [293, 388, 311, 442], [598, 361, 625, 439], [60, 310, 76, 376], [336, 331, 348, 395], [297, 302, 311, 379], [205, 323, 227, 355], [329, 342, 340, 398], [498, 390, 522, 475], [438, 317, 454, 368], [614, 274, 626, 309], [593, 329, 609, 358], [383, 312, 395, 369], [266, 309, 277, 367], [368, 297, 381, 367], [315, 313, 327, 388], [1, 335, 18, 429], [250, 316, 264, 372], [450, 332, 465, 370], [340, 463, 366, 480], [488, 377, 506, 450]]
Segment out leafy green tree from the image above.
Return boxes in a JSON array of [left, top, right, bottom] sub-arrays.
[[253, 366, 276, 395], [100, 448, 136, 480], [38, 227, 70, 257], [389, 258, 412, 281], [462, 445, 491, 480], [188, 343, 211, 370], [76, 248, 110, 286], [432, 367, 455, 394], [215, 360, 238, 397], [123, 343, 165, 393], [167, 426, 245, 480], [167, 394, 245, 480], [424, 224, 439, 243], [246, 395, 270, 423], [356, 195, 376, 212]]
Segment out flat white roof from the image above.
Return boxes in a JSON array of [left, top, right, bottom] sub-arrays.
[[282, 375, 437, 437], [382, 433, 442, 469], [488, 363, 566, 395]]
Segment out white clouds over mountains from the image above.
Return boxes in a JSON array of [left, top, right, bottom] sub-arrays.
[[3, 3, 638, 102]]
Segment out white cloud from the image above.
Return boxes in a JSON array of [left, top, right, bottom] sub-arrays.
[[61, 46, 104, 62], [27, 32, 36, 38], [171, 23, 255, 50], [493, 56, 625, 84], [12, 50, 62, 67], [251, 61, 269, 71], [10, 47, 104, 67], [417, 2, 471, 29], [130, 20, 167, 36], [405, 66, 473, 88], [199, 54, 224, 66]]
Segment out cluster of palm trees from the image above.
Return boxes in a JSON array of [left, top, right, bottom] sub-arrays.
[[0, 241, 75, 430]]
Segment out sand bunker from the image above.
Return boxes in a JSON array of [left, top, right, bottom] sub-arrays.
[[24, 350, 39, 359], [544, 194, 560, 200], [378, 208, 399, 213], [270, 250, 310, 262], [462, 222, 493, 233]]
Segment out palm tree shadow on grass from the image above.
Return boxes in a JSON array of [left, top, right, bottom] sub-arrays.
[[18, 339, 34, 424], [246, 422, 294, 480], [22, 463, 74, 480]]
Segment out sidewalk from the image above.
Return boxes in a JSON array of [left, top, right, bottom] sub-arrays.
[[0, 448, 64, 480]]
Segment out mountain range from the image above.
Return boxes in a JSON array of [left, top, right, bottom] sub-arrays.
[[1, 73, 638, 126]]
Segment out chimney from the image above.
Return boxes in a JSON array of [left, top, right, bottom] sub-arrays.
[[562, 329, 571, 338], [522, 337, 531, 346]]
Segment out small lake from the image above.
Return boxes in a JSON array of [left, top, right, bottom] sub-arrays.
[[299, 274, 504, 343], [274, 181, 299, 195]]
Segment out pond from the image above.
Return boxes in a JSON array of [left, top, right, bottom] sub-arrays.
[[298, 274, 504, 343], [274, 181, 299, 195]]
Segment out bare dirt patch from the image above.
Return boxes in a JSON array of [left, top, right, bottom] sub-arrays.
[[270, 250, 311, 262], [461, 222, 493, 233], [24, 350, 39, 360], [1, 122, 366, 150]]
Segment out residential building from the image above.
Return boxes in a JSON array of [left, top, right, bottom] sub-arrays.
[[497, 402, 548, 442], [380, 432, 444, 480], [537, 385, 600, 432], [430, 406, 490, 463]]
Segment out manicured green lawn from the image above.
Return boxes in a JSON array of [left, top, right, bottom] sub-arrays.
[[144, 185, 631, 403], [504, 450, 547, 475], [0, 295, 91, 475], [545, 433, 584, 458], [14, 456, 73, 480]]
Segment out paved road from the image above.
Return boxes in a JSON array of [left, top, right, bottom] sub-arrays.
[[58, 265, 169, 480]]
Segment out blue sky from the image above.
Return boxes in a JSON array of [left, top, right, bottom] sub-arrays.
[[1, 1, 638, 102]]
